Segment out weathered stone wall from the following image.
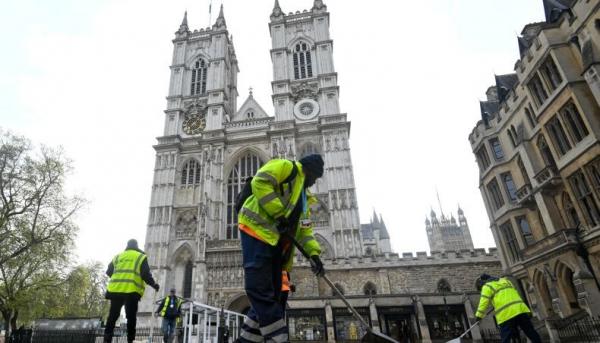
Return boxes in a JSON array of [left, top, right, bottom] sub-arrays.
[[289, 249, 502, 298]]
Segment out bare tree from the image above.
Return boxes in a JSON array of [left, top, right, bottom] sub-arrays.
[[0, 129, 85, 337]]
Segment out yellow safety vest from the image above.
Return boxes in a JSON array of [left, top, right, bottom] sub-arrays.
[[160, 296, 183, 317], [238, 159, 321, 260], [106, 249, 147, 297], [476, 278, 531, 324]]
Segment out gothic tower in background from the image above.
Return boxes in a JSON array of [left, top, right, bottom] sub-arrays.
[[425, 206, 475, 252]]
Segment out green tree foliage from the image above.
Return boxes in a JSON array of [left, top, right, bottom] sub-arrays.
[[0, 129, 85, 337], [19, 262, 109, 323]]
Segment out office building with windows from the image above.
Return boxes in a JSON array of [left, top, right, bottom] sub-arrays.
[[469, 0, 600, 336]]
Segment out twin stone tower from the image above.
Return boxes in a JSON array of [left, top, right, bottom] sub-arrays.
[[140, 1, 394, 313]]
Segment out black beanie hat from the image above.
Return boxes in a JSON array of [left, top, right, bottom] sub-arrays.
[[299, 154, 324, 178], [127, 239, 139, 249]]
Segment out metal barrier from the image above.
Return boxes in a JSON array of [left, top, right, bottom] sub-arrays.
[[180, 301, 246, 343]]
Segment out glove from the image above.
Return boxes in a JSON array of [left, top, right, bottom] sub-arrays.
[[152, 283, 160, 291], [310, 255, 325, 276], [277, 216, 290, 233]]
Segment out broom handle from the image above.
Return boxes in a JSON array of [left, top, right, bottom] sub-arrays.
[[459, 309, 493, 338], [285, 232, 372, 330]]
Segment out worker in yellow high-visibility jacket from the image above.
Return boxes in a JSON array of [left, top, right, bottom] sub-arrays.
[[104, 239, 160, 343], [475, 274, 541, 343], [238, 155, 324, 343]]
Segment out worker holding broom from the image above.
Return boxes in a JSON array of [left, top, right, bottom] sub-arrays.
[[475, 273, 541, 343], [236, 155, 325, 343]]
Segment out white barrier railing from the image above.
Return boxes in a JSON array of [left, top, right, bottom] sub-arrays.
[[181, 301, 246, 343]]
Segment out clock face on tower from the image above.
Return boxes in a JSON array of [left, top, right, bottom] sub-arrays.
[[293, 99, 320, 120], [182, 113, 206, 135]]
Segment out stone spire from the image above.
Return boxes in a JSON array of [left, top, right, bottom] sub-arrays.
[[177, 11, 189, 34], [271, 0, 284, 21], [379, 215, 390, 239], [214, 4, 227, 29], [372, 209, 379, 224]]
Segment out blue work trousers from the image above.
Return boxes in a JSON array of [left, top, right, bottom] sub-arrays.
[[239, 231, 288, 343], [162, 317, 177, 342]]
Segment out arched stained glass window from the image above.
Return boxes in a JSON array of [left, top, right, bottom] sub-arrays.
[[293, 42, 313, 80], [181, 160, 201, 186], [191, 59, 208, 95], [226, 154, 264, 239]]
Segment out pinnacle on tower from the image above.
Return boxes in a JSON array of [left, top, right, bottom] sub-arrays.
[[312, 0, 326, 11], [271, 0, 284, 20], [214, 4, 227, 28], [372, 209, 379, 224], [178, 11, 189, 33]]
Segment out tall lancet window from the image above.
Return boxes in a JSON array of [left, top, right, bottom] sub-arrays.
[[181, 159, 201, 186], [183, 260, 193, 298], [226, 154, 263, 239], [293, 42, 313, 79], [191, 59, 208, 95]]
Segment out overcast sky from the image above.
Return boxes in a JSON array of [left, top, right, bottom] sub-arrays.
[[0, 0, 546, 264]]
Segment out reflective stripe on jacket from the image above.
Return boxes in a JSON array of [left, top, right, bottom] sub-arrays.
[[106, 249, 147, 297], [160, 296, 183, 318], [475, 277, 531, 324], [238, 160, 320, 250]]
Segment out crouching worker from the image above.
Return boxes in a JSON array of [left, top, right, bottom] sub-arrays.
[[475, 273, 541, 343], [237, 155, 325, 343]]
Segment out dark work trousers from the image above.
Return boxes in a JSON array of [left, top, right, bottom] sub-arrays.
[[499, 313, 542, 343], [239, 231, 288, 343], [104, 295, 139, 343]]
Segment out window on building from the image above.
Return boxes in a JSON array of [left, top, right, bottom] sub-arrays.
[[489, 138, 504, 160], [586, 158, 600, 197], [517, 156, 530, 185], [560, 102, 589, 144], [525, 107, 537, 128], [546, 116, 572, 156], [363, 282, 377, 296], [569, 170, 600, 226], [537, 135, 557, 170], [288, 310, 326, 341], [333, 283, 345, 296], [183, 260, 193, 298], [300, 143, 320, 158], [226, 154, 263, 239], [293, 42, 313, 80], [246, 110, 255, 119], [528, 74, 549, 106], [191, 59, 208, 95], [181, 159, 201, 186], [539, 56, 563, 91], [436, 279, 452, 293], [501, 173, 518, 203], [507, 131, 517, 148], [487, 178, 505, 211], [562, 192, 580, 228], [499, 221, 521, 263], [476, 146, 491, 171], [516, 216, 535, 246]]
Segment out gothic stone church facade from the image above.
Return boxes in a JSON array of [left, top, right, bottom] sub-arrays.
[[140, 2, 502, 342]]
